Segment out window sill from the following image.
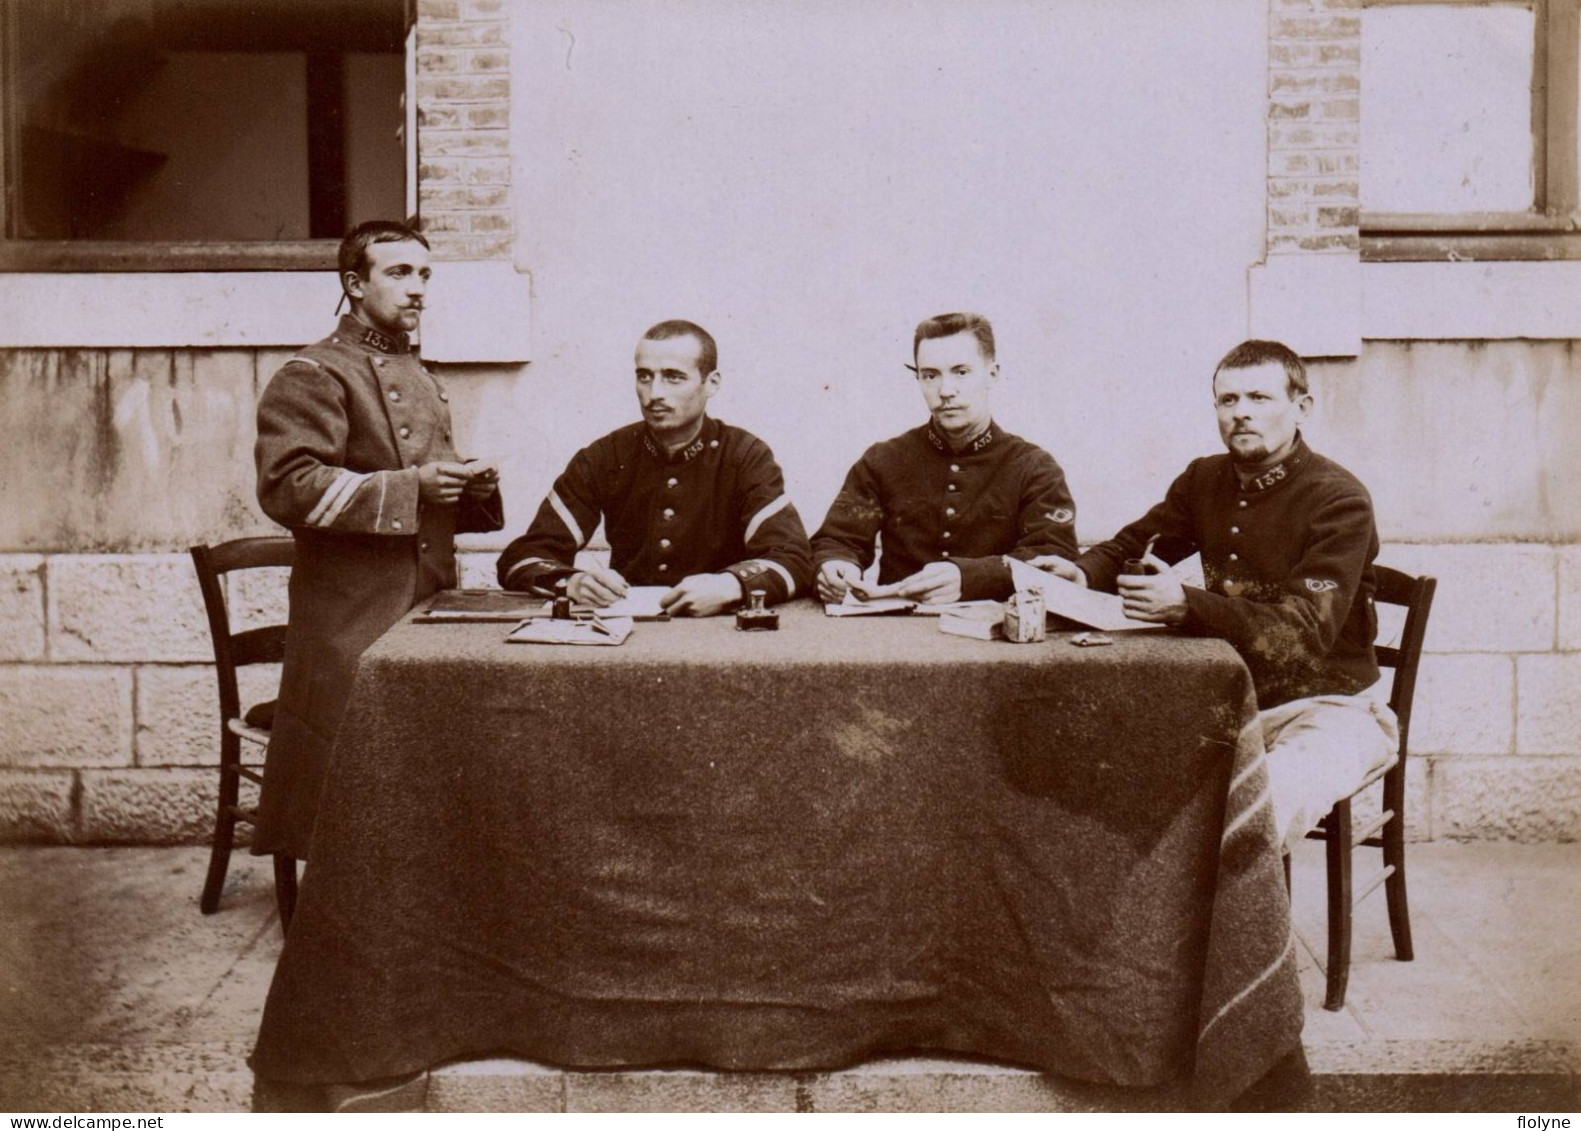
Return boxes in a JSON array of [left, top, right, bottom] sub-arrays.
[[0, 260, 533, 361], [1361, 259, 1581, 339], [1249, 254, 1581, 354], [1361, 231, 1581, 263], [0, 240, 339, 273]]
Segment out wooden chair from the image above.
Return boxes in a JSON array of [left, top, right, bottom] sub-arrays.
[[1300, 564, 1437, 1011], [190, 537, 299, 930]]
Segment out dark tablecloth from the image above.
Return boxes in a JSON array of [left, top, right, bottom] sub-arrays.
[[250, 605, 1301, 1101]]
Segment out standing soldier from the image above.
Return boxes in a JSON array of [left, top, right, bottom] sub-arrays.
[[253, 220, 503, 864]]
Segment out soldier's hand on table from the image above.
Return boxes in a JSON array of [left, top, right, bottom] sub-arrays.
[[817, 560, 863, 603], [895, 561, 963, 605], [418, 460, 471, 505], [567, 567, 629, 608], [660, 572, 744, 618], [1118, 565, 1188, 624], [1028, 555, 1086, 587], [461, 458, 499, 498]]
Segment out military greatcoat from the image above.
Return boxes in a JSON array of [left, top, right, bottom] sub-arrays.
[[253, 314, 503, 859]]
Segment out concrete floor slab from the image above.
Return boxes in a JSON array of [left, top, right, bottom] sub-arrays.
[[0, 842, 1575, 1112]]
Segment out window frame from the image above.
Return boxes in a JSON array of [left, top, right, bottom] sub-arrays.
[[1361, 0, 1581, 261], [0, 0, 413, 274]]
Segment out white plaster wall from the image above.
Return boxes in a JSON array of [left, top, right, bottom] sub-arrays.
[[496, 0, 1269, 544]]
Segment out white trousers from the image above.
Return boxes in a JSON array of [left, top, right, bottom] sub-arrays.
[[1259, 685, 1400, 853]]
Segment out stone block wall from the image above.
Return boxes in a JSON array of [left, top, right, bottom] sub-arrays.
[[2, 534, 1576, 844]]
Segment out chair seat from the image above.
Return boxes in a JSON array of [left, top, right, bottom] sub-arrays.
[[226, 699, 276, 747]]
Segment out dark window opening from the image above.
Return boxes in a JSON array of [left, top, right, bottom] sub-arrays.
[[0, 0, 409, 268]]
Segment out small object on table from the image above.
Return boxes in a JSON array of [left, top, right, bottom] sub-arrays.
[[826, 593, 917, 617], [506, 616, 633, 646], [414, 589, 548, 623], [552, 580, 572, 620], [939, 602, 1006, 640], [1002, 591, 1046, 643], [735, 588, 779, 631], [1070, 631, 1115, 647]]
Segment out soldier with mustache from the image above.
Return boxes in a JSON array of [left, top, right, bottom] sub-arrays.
[[1038, 339, 1396, 849], [252, 220, 504, 863]]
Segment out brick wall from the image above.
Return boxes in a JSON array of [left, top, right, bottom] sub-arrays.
[[1266, 0, 1361, 255], [415, 0, 513, 260]]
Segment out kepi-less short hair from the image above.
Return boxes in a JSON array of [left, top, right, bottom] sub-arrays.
[[338, 220, 431, 283], [1214, 339, 1309, 398], [914, 312, 995, 364], [642, 320, 718, 376]]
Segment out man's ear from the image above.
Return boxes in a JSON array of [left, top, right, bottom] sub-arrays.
[[1295, 392, 1314, 421], [342, 271, 364, 301], [703, 369, 722, 397]]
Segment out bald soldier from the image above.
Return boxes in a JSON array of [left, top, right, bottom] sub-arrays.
[[497, 320, 812, 614]]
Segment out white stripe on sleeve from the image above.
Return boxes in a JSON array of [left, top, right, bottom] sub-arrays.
[[318, 471, 372, 528], [548, 490, 588, 549], [305, 469, 360, 527], [763, 560, 796, 598], [743, 494, 790, 545]]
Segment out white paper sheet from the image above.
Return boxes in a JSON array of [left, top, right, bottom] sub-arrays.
[[1005, 557, 1161, 633]]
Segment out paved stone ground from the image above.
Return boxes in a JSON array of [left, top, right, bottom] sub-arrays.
[[0, 842, 1576, 1112]]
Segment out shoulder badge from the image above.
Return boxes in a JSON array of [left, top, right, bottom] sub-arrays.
[[1305, 578, 1339, 593]]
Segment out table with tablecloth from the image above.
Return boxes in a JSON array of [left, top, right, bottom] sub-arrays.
[[249, 603, 1302, 1102]]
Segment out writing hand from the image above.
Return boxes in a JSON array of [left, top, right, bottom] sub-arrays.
[[567, 567, 630, 608], [817, 560, 863, 604]]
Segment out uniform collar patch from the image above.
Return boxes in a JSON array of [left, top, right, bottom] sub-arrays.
[[642, 420, 713, 464], [338, 315, 410, 355], [926, 420, 997, 455], [1239, 435, 1308, 493]]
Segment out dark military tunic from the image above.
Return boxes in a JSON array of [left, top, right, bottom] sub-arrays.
[[1076, 433, 1379, 710], [811, 420, 1078, 601], [496, 415, 812, 603], [254, 314, 503, 859]]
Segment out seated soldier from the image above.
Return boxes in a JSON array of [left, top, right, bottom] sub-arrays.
[[1038, 339, 1396, 848], [496, 320, 812, 615], [812, 311, 1078, 604]]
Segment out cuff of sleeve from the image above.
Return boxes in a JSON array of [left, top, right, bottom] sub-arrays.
[[813, 547, 865, 573], [500, 558, 573, 594], [379, 468, 421, 535], [1075, 551, 1117, 595], [458, 487, 505, 534], [726, 560, 790, 604], [1180, 586, 1225, 637], [957, 556, 1013, 601]]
